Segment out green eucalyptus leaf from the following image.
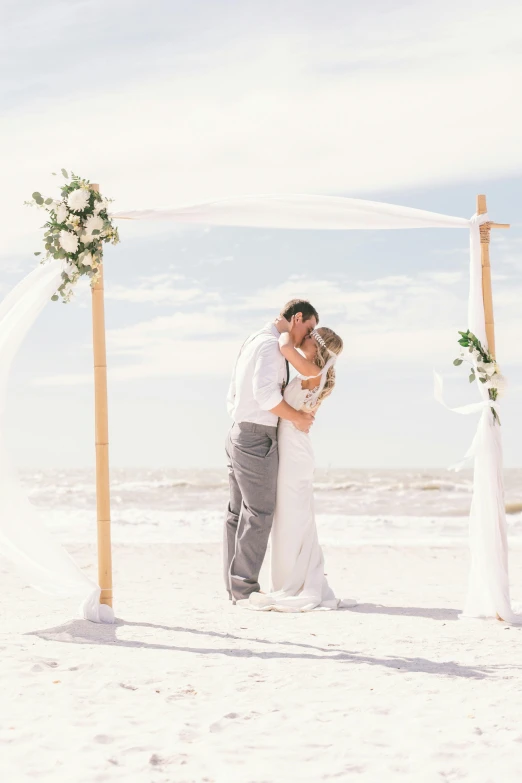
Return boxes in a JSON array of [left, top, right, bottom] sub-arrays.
[[34, 251, 41, 256], [61, 168, 69, 179], [51, 295, 59, 301], [453, 359, 463, 366], [44, 198, 53, 205], [469, 373, 476, 383]]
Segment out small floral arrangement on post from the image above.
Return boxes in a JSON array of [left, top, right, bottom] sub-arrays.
[[454, 330, 505, 424], [26, 170, 120, 302]]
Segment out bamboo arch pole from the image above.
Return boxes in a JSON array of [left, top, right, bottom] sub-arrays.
[[90, 183, 113, 609], [477, 194, 495, 358], [476, 194, 510, 358], [476, 195, 510, 622]]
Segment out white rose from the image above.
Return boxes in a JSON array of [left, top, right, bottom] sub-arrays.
[[84, 214, 104, 235], [93, 198, 108, 215], [59, 230, 79, 254], [67, 188, 90, 213], [485, 363, 497, 377], [80, 252, 94, 267], [55, 203, 69, 224]]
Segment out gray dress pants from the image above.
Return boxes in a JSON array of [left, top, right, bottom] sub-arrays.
[[224, 422, 278, 601]]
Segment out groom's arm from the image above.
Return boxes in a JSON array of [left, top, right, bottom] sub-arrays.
[[270, 400, 315, 433], [252, 340, 285, 411], [253, 340, 314, 433]]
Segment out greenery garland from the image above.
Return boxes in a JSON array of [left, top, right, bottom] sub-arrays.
[[26, 170, 120, 303], [454, 330, 504, 425]]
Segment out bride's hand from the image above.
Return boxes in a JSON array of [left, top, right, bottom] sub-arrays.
[[275, 315, 294, 334]]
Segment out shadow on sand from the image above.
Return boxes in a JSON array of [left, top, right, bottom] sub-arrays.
[[351, 604, 461, 621], [28, 615, 490, 680]]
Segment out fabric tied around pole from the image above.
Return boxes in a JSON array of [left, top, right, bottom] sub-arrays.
[[434, 212, 521, 624], [0, 260, 114, 624]]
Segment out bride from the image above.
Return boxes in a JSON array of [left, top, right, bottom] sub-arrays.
[[245, 324, 357, 612]]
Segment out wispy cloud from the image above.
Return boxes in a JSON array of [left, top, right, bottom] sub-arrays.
[[105, 273, 220, 306], [5, 1, 522, 467], [33, 262, 522, 388], [2, 0, 522, 259]]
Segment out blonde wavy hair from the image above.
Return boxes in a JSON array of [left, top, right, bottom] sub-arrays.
[[311, 327, 344, 407]]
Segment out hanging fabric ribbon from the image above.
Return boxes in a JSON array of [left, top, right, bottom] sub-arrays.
[[0, 261, 114, 624], [433, 212, 520, 623]]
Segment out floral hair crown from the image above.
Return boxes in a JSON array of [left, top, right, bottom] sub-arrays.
[[311, 328, 337, 361], [311, 329, 327, 349]]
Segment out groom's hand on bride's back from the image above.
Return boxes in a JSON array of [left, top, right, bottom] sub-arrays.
[[270, 400, 315, 433], [294, 410, 315, 433]]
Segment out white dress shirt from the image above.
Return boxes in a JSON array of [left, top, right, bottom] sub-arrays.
[[227, 323, 287, 427]]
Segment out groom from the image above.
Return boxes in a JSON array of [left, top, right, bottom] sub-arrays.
[[224, 299, 319, 603]]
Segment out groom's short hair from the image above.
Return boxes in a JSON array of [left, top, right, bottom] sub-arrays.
[[281, 299, 319, 323]]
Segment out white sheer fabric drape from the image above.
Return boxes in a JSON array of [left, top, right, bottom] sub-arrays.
[[0, 193, 515, 623], [0, 260, 114, 623], [112, 194, 470, 231], [462, 217, 519, 622]]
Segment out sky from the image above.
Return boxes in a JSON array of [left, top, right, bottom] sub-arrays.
[[1, 0, 522, 469]]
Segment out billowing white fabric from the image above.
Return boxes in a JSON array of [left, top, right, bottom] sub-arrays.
[[245, 372, 357, 612], [461, 217, 520, 622], [433, 216, 520, 622], [112, 194, 470, 231], [0, 260, 114, 623]]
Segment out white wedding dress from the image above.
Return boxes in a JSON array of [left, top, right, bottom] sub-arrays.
[[247, 370, 357, 612]]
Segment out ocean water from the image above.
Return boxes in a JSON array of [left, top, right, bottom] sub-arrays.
[[20, 467, 522, 546]]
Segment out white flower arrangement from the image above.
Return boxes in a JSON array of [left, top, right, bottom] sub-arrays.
[[26, 169, 120, 303], [454, 330, 505, 424]]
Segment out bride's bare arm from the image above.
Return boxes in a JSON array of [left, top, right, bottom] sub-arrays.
[[278, 333, 320, 378]]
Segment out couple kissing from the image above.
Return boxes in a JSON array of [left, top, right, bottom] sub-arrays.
[[224, 299, 356, 613]]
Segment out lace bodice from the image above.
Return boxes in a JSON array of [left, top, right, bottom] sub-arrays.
[[283, 375, 321, 411]]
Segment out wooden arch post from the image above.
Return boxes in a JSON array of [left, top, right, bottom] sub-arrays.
[[90, 183, 113, 609], [477, 194, 496, 358], [477, 195, 510, 622], [476, 194, 510, 358]]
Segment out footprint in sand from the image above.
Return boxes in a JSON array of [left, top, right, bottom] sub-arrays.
[[209, 712, 259, 733], [30, 659, 59, 672], [93, 734, 114, 745]]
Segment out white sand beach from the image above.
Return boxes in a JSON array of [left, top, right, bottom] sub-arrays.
[[2, 541, 522, 782]]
